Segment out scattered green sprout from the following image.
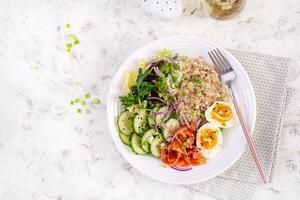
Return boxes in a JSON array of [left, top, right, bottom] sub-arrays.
[[84, 93, 91, 99], [65, 24, 80, 56], [70, 92, 101, 114], [93, 98, 101, 104], [75, 98, 81, 103]]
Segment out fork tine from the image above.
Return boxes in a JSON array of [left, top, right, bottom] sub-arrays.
[[216, 49, 232, 72], [211, 50, 227, 73], [213, 49, 229, 73], [208, 52, 221, 74]]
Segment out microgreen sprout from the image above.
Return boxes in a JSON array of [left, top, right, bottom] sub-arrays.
[[93, 98, 101, 104], [84, 93, 91, 99], [70, 92, 101, 114], [75, 98, 81, 103]]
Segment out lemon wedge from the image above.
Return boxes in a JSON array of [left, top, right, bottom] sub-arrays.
[[124, 70, 138, 94]]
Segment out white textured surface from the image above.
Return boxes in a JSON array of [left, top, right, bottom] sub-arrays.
[[0, 0, 300, 199]]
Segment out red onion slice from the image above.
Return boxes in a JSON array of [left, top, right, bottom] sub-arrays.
[[176, 103, 180, 112], [171, 102, 177, 111], [154, 67, 165, 78], [171, 166, 192, 171], [166, 136, 173, 142], [164, 108, 173, 120], [148, 97, 166, 104], [163, 56, 177, 64], [168, 75, 174, 86], [179, 115, 185, 125], [181, 113, 190, 128], [152, 110, 168, 115], [196, 118, 201, 130], [169, 89, 177, 96]]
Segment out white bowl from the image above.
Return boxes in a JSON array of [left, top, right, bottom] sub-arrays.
[[106, 36, 256, 184]]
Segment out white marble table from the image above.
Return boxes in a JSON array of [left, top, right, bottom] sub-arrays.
[[0, 0, 299, 199]]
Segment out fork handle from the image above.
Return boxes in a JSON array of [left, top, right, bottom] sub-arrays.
[[229, 88, 268, 184]]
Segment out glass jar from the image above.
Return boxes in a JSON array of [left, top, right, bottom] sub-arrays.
[[201, 0, 247, 20]]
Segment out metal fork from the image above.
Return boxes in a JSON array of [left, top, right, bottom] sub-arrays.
[[209, 49, 267, 184]]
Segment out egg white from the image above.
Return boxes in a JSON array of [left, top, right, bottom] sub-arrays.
[[196, 123, 223, 159], [205, 101, 236, 128]]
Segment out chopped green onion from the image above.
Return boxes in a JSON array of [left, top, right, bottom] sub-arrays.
[[75, 98, 81, 103], [84, 93, 91, 99], [81, 101, 86, 106], [93, 98, 101, 104], [70, 100, 75, 105], [85, 109, 91, 113], [74, 40, 80, 45], [66, 43, 72, 48], [77, 108, 82, 113], [66, 23, 71, 28], [200, 112, 205, 118], [69, 34, 78, 41], [216, 103, 224, 108]]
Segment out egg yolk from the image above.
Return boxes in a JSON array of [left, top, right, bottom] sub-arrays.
[[211, 103, 232, 123], [199, 129, 218, 150]]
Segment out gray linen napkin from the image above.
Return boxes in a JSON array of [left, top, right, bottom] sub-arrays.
[[184, 50, 291, 200]]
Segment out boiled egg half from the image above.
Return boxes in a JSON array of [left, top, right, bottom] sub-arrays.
[[205, 101, 235, 128], [196, 123, 222, 159]]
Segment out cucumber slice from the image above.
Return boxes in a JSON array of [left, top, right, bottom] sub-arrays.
[[155, 106, 168, 125], [130, 133, 146, 155], [141, 129, 159, 152], [141, 140, 150, 153], [148, 117, 155, 127], [151, 135, 164, 157], [127, 104, 140, 113], [148, 107, 158, 127], [163, 118, 180, 139], [133, 109, 147, 134], [119, 132, 130, 145], [117, 111, 133, 135]]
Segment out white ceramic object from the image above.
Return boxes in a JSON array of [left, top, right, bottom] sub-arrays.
[[106, 36, 256, 184], [149, 0, 183, 20]]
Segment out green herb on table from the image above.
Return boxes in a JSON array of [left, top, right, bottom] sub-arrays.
[[85, 109, 91, 113], [93, 98, 101, 104], [84, 92, 91, 99], [65, 23, 80, 56], [70, 92, 101, 114], [75, 98, 81, 103]]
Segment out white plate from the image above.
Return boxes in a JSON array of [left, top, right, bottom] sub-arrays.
[[106, 36, 256, 184]]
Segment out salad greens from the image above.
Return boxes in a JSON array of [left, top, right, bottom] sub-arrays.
[[116, 49, 185, 157], [119, 49, 182, 109]]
